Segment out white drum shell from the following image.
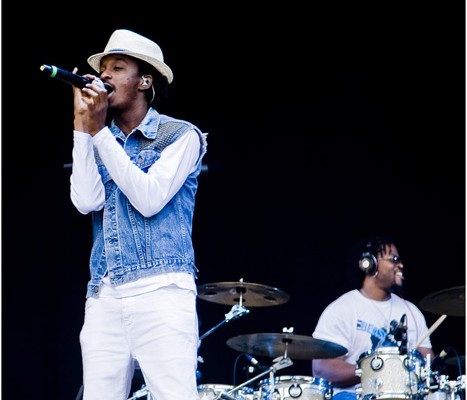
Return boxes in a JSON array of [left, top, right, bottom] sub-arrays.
[[355, 347, 426, 400], [257, 375, 333, 400]]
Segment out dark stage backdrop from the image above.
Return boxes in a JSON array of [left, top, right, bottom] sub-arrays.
[[3, 3, 465, 399]]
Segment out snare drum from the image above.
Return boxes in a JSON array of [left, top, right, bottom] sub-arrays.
[[257, 375, 333, 400], [356, 347, 427, 400]]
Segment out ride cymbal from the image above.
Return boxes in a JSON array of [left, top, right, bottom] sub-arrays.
[[197, 281, 290, 307], [419, 286, 465, 317], [226, 333, 347, 360]]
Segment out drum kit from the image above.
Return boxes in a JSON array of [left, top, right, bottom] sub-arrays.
[[194, 278, 348, 400], [128, 282, 465, 400], [354, 286, 465, 400]]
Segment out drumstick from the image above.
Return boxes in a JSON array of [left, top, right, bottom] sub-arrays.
[[414, 314, 447, 349]]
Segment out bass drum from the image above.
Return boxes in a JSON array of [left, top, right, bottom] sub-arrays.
[[256, 375, 333, 400], [356, 346, 427, 400]]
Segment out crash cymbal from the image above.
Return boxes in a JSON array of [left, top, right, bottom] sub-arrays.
[[226, 333, 348, 360], [419, 286, 465, 317], [197, 281, 290, 307]]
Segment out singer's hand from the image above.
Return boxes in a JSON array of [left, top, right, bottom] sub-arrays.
[[72, 67, 108, 136]]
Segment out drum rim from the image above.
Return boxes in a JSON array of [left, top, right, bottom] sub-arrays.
[[259, 375, 331, 386], [197, 384, 234, 389], [357, 346, 425, 363]]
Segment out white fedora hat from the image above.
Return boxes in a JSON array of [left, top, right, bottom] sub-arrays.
[[87, 29, 173, 84]]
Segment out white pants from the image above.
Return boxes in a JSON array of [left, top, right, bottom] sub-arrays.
[[80, 285, 200, 400]]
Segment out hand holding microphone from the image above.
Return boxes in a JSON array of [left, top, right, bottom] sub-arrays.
[[40, 64, 113, 93], [42, 64, 111, 135]]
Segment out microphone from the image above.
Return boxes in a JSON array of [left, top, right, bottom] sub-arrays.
[[40, 64, 113, 93], [398, 314, 408, 354], [400, 313, 407, 325], [245, 354, 268, 371], [431, 349, 449, 368]]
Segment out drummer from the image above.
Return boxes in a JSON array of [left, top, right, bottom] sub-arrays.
[[311, 234, 435, 400]]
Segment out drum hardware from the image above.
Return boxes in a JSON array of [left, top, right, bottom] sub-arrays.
[[456, 375, 465, 391], [199, 303, 250, 342], [127, 384, 153, 400], [428, 374, 466, 400], [370, 356, 384, 370], [423, 355, 433, 394], [197, 383, 255, 400], [211, 356, 294, 400], [288, 383, 302, 398], [437, 374, 464, 393]]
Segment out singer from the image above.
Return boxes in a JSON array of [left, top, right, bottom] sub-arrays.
[[68, 29, 207, 400], [312, 234, 435, 400]]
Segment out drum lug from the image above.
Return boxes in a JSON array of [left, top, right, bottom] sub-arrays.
[[374, 378, 383, 390], [288, 383, 302, 398], [370, 356, 384, 371]]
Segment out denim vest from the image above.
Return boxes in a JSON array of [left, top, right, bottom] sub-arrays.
[[86, 108, 208, 298]]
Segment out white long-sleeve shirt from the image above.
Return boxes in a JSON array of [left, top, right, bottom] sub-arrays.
[[70, 126, 201, 217]]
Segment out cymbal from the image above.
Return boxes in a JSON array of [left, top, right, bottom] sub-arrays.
[[419, 286, 465, 317], [446, 355, 465, 369], [197, 281, 290, 307], [226, 333, 348, 360]]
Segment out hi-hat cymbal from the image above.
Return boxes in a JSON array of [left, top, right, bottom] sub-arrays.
[[419, 286, 465, 317], [197, 281, 290, 307], [226, 333, 348, 360]]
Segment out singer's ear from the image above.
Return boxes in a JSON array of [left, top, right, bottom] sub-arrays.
[[141, 75, 152, 87]]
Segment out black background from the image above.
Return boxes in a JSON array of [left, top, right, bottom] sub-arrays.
[[3, 2, 466, 399]]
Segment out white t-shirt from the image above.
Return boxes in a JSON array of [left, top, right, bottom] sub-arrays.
[[312, 289, 432, 393]]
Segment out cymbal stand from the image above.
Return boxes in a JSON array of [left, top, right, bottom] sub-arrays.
[[215, 356, 293, 400], [281, 326, 294, 359], [199, 303, 250, 342], [127, 384, 152, 400]]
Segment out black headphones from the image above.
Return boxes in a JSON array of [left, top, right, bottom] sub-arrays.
[[358, 251, 378, 275]]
